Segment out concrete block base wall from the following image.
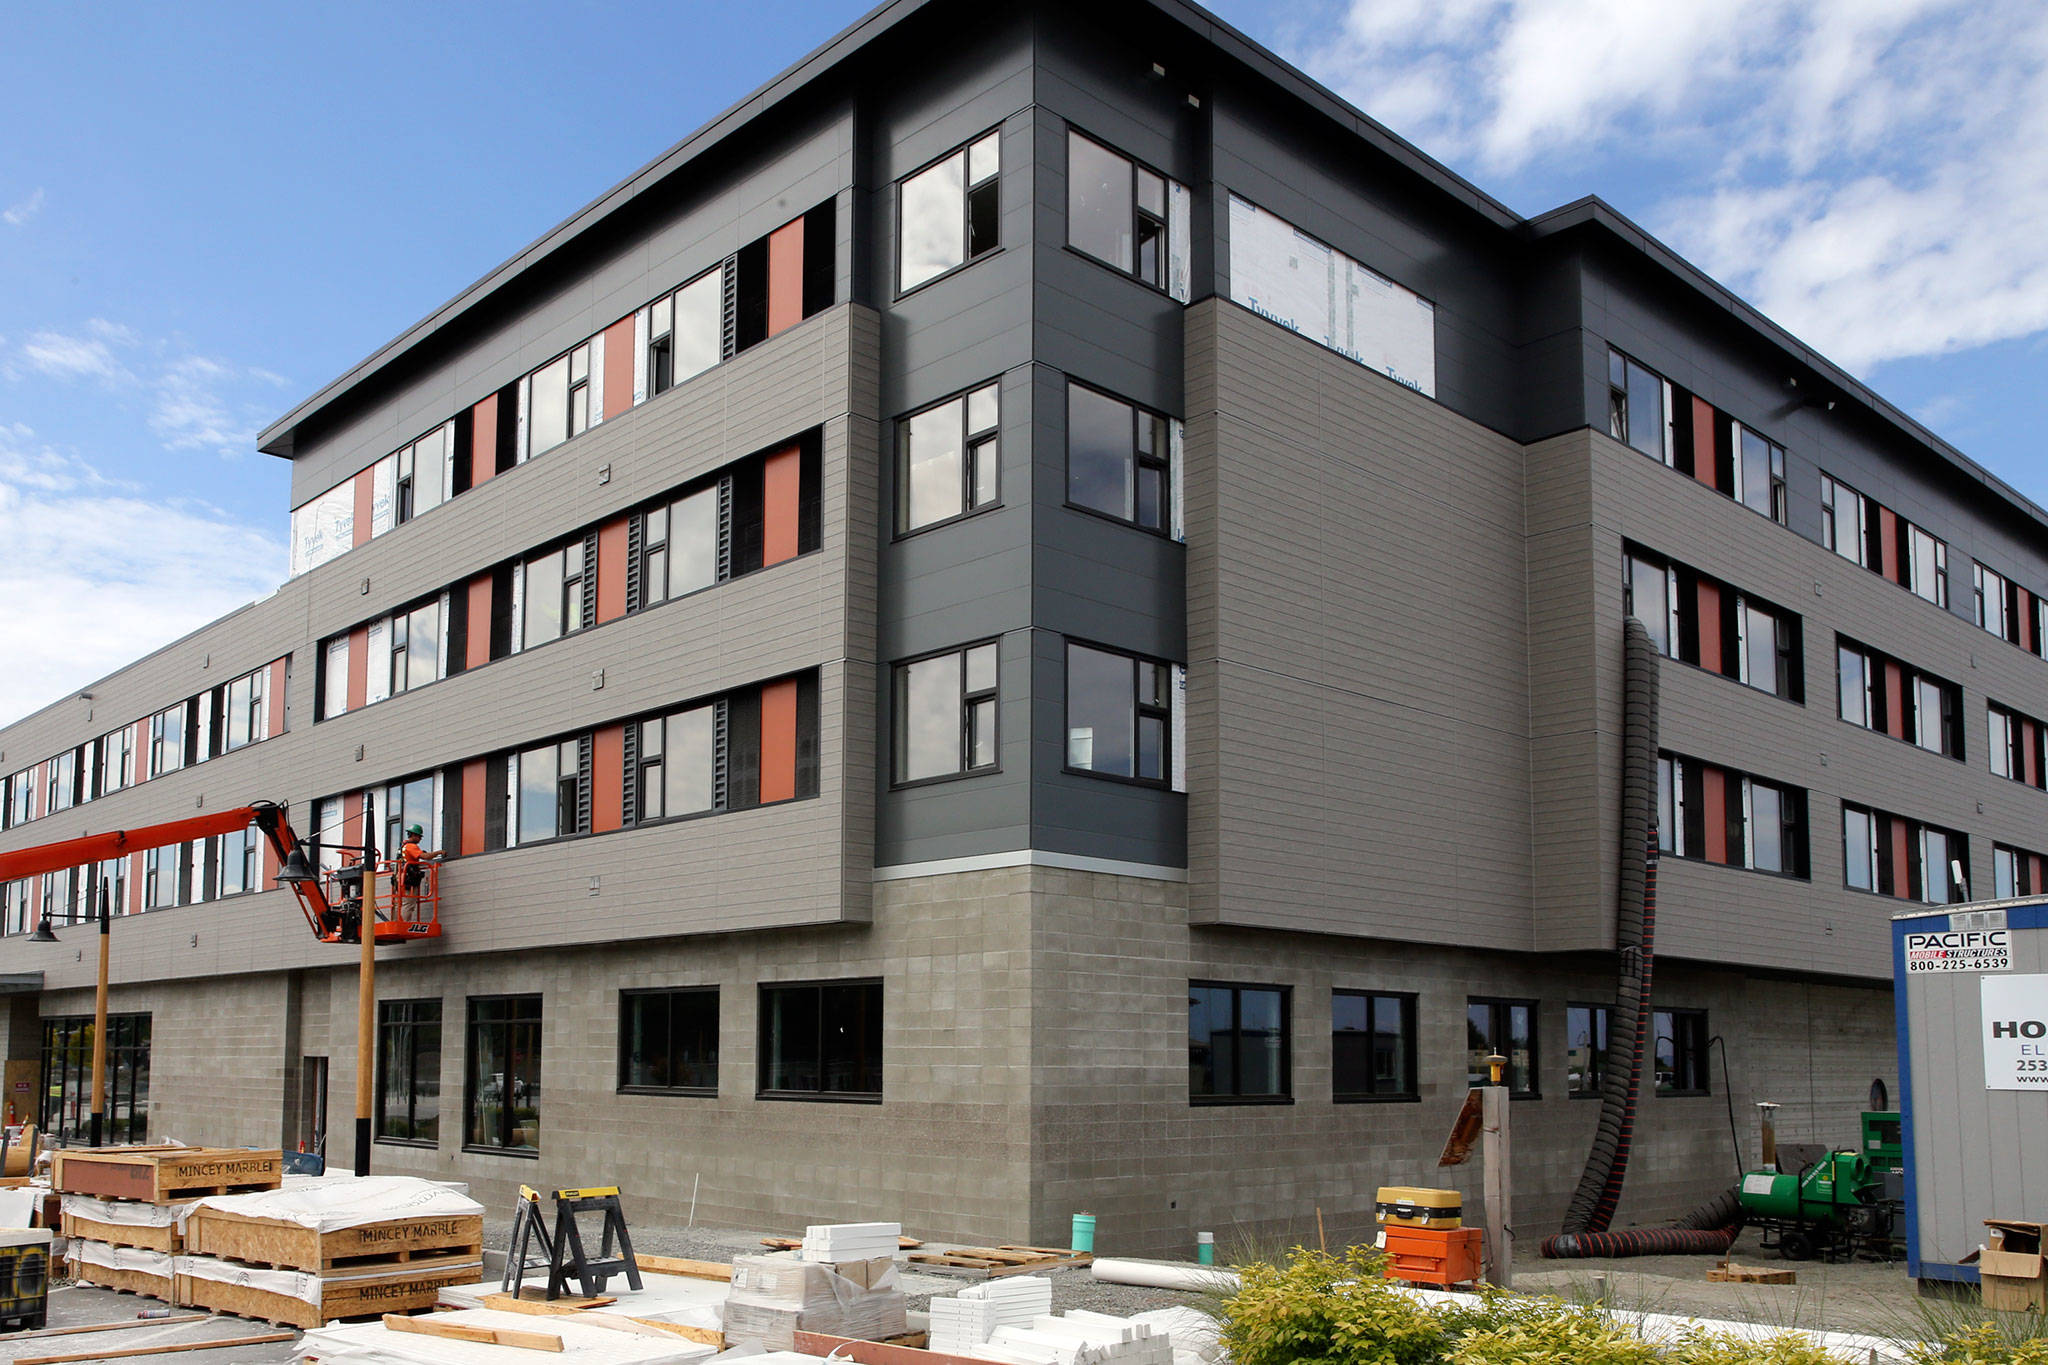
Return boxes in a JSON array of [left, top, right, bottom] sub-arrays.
[[29, 867, 1890, 1256]]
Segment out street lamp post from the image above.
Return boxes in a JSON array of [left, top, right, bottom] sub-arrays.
[[356, 794, 377, 1177]]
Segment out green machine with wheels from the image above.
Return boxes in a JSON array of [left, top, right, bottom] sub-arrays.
[[1737, 1141, 1896, 1261]]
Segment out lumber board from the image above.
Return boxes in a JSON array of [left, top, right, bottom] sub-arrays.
[[383, 1312, 564, 1351], [1707, 1262, 1797, 1285], [18, 1332, 295, 1365], [762, 1236, 924, 1251], [182, 1205, 482, 1271], [633, 1253, 733, 1281], [794, 1330, 1007, 1365], [480, 1292, 617, 1315], [14, 1314, 211, 1340], [61, 1211, 180, 1254]]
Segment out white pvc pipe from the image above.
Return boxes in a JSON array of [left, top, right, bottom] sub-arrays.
[[1090, 1258, 1241, 1293]]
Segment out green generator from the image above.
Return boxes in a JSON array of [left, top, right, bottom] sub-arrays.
[[1737, 1149, 1891, 1261]]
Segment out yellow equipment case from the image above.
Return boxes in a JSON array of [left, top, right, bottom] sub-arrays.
[[1374, 1186, 1463, 1229]]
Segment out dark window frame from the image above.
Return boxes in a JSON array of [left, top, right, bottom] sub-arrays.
[[895, 127, 1004, 298], [1653, 1008, 1711, 1097], [375, 998, 443, 1148], [1466, 996, 1539, 1099], [1063, 638, 1176, 788], [1331, 988, 1417, 1103], [756, 978, 884, 1103], [41, 1012, 151, 1145], [1188, 980, 1293, 1106], [1064, 128, 1175, 293], [1064, 379, 1173, 536], [894, 381, 1003, 537], [891, 640, 1001, 788], [1565, 1003, 1610, 1099], [463, 993, 542, 1157], [617, 987, 720, 1097]]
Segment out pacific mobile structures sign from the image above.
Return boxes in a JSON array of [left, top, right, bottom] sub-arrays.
[[1905, 929, 2011, 973]]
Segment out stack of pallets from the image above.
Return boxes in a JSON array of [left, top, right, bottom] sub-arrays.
[[54, 1145, 283, 1301]]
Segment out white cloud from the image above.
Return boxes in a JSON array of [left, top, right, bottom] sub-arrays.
[[1296, 0, 2048, 373], [0, 427, 285, 727], [2, 323, 288, 458], [2, 189, 44, 227], [17, 328, 129, 383]]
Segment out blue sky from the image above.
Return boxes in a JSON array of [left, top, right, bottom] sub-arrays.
[[3, 0, 2044, 725]]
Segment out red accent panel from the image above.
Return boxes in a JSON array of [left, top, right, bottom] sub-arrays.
[[760, 679, 798, 804], [267, 659, 287, 739], [1691, 398, 1716, 486], [346, 626, 369, 712], [2033, 854, 2047, 894], [1878, 507, 1901, 584], [129, 853, 144, 914], [460, 760, 487, 856], [767, 218, 805, 337], [465, 576, 493, 671], [595, 517, 629, 624], [1701, 768, 1728, 864], [1883, 661, 1906, 739], [471, 394, 498, 487], [342, 793, 364, 849], [2021, 589, 2036, 653], [1696, 580, 1723, 673], [602, 317, 636, 420], [1890, 820, 1912, 901], [352, 468, 375, 547], [591, 725, 625, 834], [763, 446, 801, 567], [2025, 721, 2040, 788]]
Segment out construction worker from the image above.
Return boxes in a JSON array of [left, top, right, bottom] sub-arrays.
[[398, 824, 439, 921]]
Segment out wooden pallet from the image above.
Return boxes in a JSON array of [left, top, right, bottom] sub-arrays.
[[762, 1235, 925, 1251], [60, 1211, 180, 1254], [906, 1246, 1091, 1278], [69, 1258, 175, 1303], [181, 1205, 482, 1272], [52, 1147, 282, 1204], [1708, 1261, 1798, 1285], [177, 1262, 483, 1331]]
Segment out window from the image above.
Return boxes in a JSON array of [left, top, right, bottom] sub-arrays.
[[465, 996, 541, 1154], [899, 383, 1000, 533], [1067, 131, 1180, 291], [640, 487, 718, 606], [217, 824, 258, 898], [1909, 526, 1948, 608], [395, 425, 448, 525], [1067, 381, 1172, 532], [1821, 474, 1866, 565], [1653, 1009, 1710, 1096], [389, 598, 442, 696], [1989, 703, 2046, 788], [758, 980, 882, 1100], [899, 131, 1000, 292], [143, 845, 183, 909], [41, 1014, 150, 1145], [522, 541, 587, 648], [1189, 982, 1290, 1102], [528, 342, 592, 458], [1567, 1005, 1610, 1098], [2, 881, 30, 936], [1466, 998, 1536, 1096], [377, 1000, 441, 1146], [382, 774, 436, 857], [1622, 547, 1802, 701], [1065, 642, 1174, 784], [224, 667, 267, 752], [148, 704, 185, 778], [636, 707, 714, 822], [1824, 473, 1949, 605], [894, 642, 998, 784], [1332, 990, 1415, 1101], [1836, 638, 1961, 758], [1655, 754, 1808, 876], [1607, 350, 1671, 463], [1995, 843, 2048, 899], [47, 750, 76, 812], [1842, 803, 1968, 903], [320, 637, 351, 721], [1735, 426, 1787, 523], [1974, 561, 2047, 653], [5, 768, 33, 829], [647, 269, 722, 397], [515, 740, 581, 845], [619, 988, 718, 1094]]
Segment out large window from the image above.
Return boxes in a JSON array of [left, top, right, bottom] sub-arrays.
[[389, 598, 442, 696], [1189, 982, 1290, 1103], [1656, 754, 1809, 876], [98, 729, 132, 797], [1988, 702, 2045, 788], [758, 980, 882, 1100], [1566, 1005, 1609, 1098], [148, 703, 186, 778], [1974, 562, 2048, 656], [47, 750, 76, 813], [394, 425, 448, 525], [515, 741, 582, 845], [640, 487, 718, 607], [1836, 638, 1961, 758], [1995, 843, 2048, 899], [1332, 990, 1415, 1101], [894, 642, 998, 784], [1067, 381, 1171, 532], [1065, 642, 1173, 784], [522, 541, 587, 648], [636, 707, 715, 822], [42, 1014, 150, 1144], [1607, 350, 1671, 463], [465, 995, 541, 1154], [1067, 131, 1178, 291], [1609, 350, 1788, 525], [142, 845, 183, 910], [528, 341, 592, 459], [1736, 426, 1787, 523], [899, 382, 1000, 533], [377, 1000, 441, 1146], [1842, 803, 1968, 903], [223, 666, 267, 752], [1623, 548, 1801, 701], [899, 131, 1000, 292], [1653, 1009, 1710, 1096], [647, 270, 723, 397], [1466, 998, 1536, 1097], [1824, 474, 1949, 606], [382, 773, 436, 857], [619, 988, 718, 1094]]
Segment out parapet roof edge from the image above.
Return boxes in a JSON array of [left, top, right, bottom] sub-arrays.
[[1527, 196, 2048, 536]]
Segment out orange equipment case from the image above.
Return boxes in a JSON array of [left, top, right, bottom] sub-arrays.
[[1381, 1225, 1483, 1288]]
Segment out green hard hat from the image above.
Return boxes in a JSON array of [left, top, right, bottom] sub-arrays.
[[406, 824, 424, 838]]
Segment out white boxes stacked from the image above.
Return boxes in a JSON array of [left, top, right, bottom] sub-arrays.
[[722, 1253, 908, 1351], [799, 1221, 900, 1263], [929, 1295, 1003, 1353], [961, 1273, 1053, 1326], [972, 1309, 1174, 1365]]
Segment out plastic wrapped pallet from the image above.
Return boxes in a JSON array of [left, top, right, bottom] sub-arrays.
[[69, 1239, 175, 1300], [723, 1254, 907, 1350]]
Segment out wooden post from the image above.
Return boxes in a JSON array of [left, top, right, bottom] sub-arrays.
[[1483, 1052, 1512, 1288], [89, 881, 109, 1149], [355, 793, 377, 1177]]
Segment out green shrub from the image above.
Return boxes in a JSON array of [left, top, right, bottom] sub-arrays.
[[1907, 1324, 2048, 1365], [1664, 1327, 1856, 1365], [1219, 1245, 1450, 1365], [1447, 1302, 1663, 1365]]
